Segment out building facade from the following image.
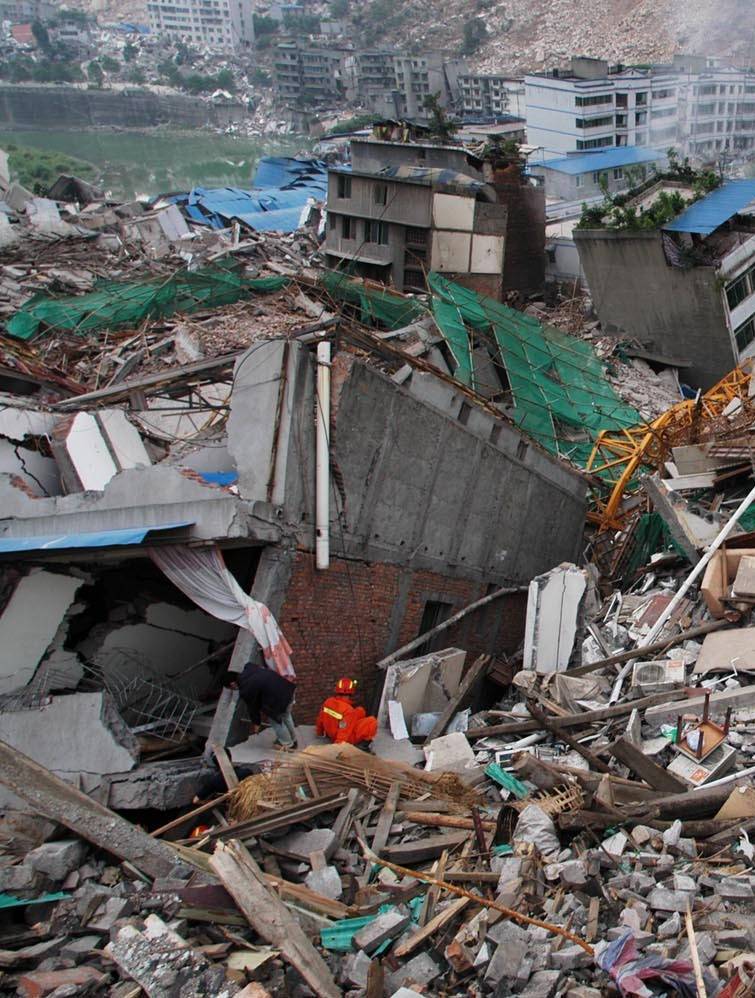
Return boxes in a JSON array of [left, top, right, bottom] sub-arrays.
[[530, 146, 667, 201], [575, 179, 755, 389], [525, 55, 755, 159], [458, 74, 525, 118], [324, 160, 508, 297], [274, 44, 466, 114], [147, 0, 254, 52]]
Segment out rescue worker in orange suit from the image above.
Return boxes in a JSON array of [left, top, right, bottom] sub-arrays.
[[316, 677, 378, 748]]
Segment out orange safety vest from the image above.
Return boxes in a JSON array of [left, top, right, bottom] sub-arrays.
[[316, 695, 378, 745]]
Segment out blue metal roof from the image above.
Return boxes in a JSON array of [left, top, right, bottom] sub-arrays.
[[171, 157, 328, 234], [663, 179, 755, 236], [538, 147, 665, 176], [0, 521, 193, 554]]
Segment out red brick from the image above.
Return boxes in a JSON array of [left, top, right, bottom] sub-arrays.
[[279, 552, 527, 722]]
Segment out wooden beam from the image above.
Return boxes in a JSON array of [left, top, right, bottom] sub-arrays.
[[210, 840, 340, 998], [393, 897, 470, 959], [370, 782, 400, 856], [424, 655, 491, 743], [376, 588, 525, 672], [608, 737, 688, 794], [466, 691, 681, 740], [0, 738, 191, 881], [568, 620, 731, 677], [383, 831, 469, 864], [211, 744, 239, 790], [151, 792, 233, 839], [525, 700, 611, 774]]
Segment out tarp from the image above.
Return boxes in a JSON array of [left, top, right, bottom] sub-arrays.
[[170, 157, 329, 234], [663, 179, 755, 236], [428, 274, 641, 469], [319, 270, 426, 331], [6, 264, 289, 341], [0, 521, 193, 553], [149, 545, 296, 680]]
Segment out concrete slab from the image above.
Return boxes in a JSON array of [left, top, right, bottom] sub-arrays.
[[423, 732, 475, 774], [0, 570, 83, 695], [377, 648, 466, 728], [230, 724, 319, 765], [0, 691, 139, 778], [523, 563, 587, 674]]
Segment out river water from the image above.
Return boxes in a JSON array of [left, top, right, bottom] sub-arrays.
[[0, 129, 310, 200]]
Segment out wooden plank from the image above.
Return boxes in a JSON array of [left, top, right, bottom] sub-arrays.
[[262, 874, 353, 920], [424, 655, 490, 743], [467, 691, 679, 740], [383, 831, 469, 865], [0, 738, 192, 881], [609, 737, 688, 794], [393, 897, 470, 959], [365, 959, 384, 998], [211, 744, 239, 791], [371, 782, 400, 856], [419, 850, 447, 927], [151, 792, 233, 839], [326, 788, 361, 859], [644, 685, 755, 725], [210, 840, 340, 998], [208, 792, 348, 841], [586, 898, 599, 943]]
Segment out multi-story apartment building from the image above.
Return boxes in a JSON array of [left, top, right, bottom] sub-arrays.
[[525, 55, 755, 159], [458, 74, 525, 118], [274, 44, 466, 115], [0, 0, 54, 21], [147, 0, 254, 53], [324, 132, 545, 296], [274, 42, 347, 103], [525, 58, 678, 155]]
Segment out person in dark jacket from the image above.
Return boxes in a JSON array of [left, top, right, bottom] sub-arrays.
[[237, 660, 298, 748]]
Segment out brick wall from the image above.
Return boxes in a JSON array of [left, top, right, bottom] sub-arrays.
[[278, 550, 528, 722]]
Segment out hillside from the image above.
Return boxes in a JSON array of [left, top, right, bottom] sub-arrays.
[[71, 0, 755, 76]]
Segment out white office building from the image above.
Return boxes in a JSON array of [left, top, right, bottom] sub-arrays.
[[147, 0, 254, 52], [525, 56, 755, 159]]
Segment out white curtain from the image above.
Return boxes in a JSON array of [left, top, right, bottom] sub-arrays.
[[149, 544, 295, 680]]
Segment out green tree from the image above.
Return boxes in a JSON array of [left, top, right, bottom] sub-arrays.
[[214, 68, 235, 91], [253, 13, 279, 35], [461, 16, 486, 54], [126, 65, 146, 84], [423, 92, 458, 141], [30, 20, 51, 53], [123, 40, 137, 62], [330, 0, 348, 16], [101, 55, 120, 73], [87, 60, 104, 86]]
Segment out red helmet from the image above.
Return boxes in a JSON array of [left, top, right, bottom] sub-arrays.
[[335, 677, 358, 695]]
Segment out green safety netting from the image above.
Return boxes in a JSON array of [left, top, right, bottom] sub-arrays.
[[428, 273, 642, 469], [6, 264, 290, 341], [319, 270, 426, 331]]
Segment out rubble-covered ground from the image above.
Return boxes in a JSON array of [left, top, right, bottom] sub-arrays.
[[3, 146, 755, 998]]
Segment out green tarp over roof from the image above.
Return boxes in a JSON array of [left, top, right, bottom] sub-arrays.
[[6, 263, 289, 341], [428, 273, 642, 468], [319, 270, 426, 331]]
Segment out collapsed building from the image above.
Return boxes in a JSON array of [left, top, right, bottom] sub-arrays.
[[575, 177, 755, 390], [0, 151, 600, 810], [324, 126, 546, 298]]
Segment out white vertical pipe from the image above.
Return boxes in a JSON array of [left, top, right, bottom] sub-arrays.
[[315, 341, 331, 570]]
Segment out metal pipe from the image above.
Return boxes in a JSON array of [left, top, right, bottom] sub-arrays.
[[315, 341, 331, 570]]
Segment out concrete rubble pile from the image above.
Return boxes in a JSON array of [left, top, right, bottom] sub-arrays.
[[6, 162, 755, 996]]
